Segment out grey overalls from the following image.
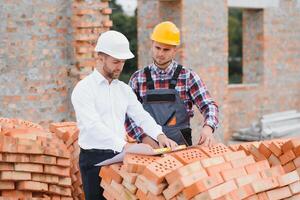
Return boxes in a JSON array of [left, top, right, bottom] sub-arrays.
[[140, 65, 192, 146]]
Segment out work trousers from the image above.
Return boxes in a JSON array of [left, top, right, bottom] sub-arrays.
[[79, 148, 119, 200]]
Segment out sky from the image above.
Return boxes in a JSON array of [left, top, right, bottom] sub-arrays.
[[116, 0, 137, 16]]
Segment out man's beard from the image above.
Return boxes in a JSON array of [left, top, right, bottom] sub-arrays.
[[103, 64, 121, 80], [153, 57, 172, 67]]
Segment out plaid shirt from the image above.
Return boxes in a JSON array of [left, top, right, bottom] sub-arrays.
[[125, 60, 219, 141]]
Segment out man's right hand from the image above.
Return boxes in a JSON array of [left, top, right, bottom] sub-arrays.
[[141, 135, 160, 149], [157, 133, 178, 149]]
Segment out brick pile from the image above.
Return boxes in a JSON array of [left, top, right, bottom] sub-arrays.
[[0, 118, 72, 200], [49, 122, 83, 200], [71, 0, 112, 79], [48, 121, 137, 200], [100, 139, 300, 200]]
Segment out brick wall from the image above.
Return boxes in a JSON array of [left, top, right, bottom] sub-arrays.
[[138, 0, 228, 143], [0, 0, 74, 126], [228, 0, 300, 141], [137, 0, 300, 143], [0, 0, 111, 127]]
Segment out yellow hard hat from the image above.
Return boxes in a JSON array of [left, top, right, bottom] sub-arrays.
[[150, 21, 180, 46]]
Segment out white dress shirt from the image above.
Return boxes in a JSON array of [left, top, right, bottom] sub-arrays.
[[71, 69, 162, 152]]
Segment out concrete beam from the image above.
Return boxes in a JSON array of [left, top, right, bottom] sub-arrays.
[[228, 0, 279, 9]]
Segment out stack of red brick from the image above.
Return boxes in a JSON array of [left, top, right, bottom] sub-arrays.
[[0, 118, 72, 200], [100, 139, 300, 200], [49, 122, 83, 200]]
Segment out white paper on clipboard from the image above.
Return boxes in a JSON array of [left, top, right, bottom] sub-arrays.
[[95, 143, 158, 166]]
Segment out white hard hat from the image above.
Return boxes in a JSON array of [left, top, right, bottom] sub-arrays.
[[94, 30, 134, 60]]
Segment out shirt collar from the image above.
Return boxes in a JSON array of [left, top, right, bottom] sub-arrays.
[[92, 69, 118, 85], [150, 60, 177, 75]]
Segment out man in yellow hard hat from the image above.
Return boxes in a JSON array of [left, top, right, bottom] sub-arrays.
[[72, 30, 177, 200], [125, 21, 219, 148]]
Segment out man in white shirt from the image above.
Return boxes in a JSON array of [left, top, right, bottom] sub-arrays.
[[71, 30, 177, 200]]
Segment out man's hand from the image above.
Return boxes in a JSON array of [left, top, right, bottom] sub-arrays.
[[141, 135, 160, 149], [198, 125, 217, 148], [157, 133, 178, 149]]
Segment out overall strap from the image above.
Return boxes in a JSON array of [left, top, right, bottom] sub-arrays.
[[169, 64, 183, 89], [144, 67, 155, 90]]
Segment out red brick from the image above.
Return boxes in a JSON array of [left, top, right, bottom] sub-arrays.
[[283, 161, 296, 173], [165, 160, 203, 183], [122, 179, 137, 194], [0, 171, 31, 180], [182, 174, 224, 199], [123, 153, 159, 173], [230, 155, 255, 168], [285, 193, 300, 200], [279, 149, 296, 165], [100, 180, 121, 200], [277, 170, 300, 186], [266, 186, 292, 200], [29, 154, 56, 165], [58, 177, 72, 186], [250, 177, 279, 193], [248, 144, 267, 161], [206, 180, 237, 199], [268, 153, 281, 166], [17, 180, 48, 191], [0, 181, 15, 189], [44, 146, 70, 158], [14, 163, 43, 173], [142, 175, 166, 195], [2, 153, 30, 162], [99, 165, 112, 184], [223, 150, 246, 161], [119, 168, 138, 184], [17, 144, 44, 154], [32, 173, 59, 184], [258, 142, 272, 158], [293, 156, 300, 167], [1, 190, 32, 198], [289, 180, 300, 194], [56, 158, 71, 167], [109, 163, 123, 183], [235, 172, 261, 187], [269, 141, 283, 157], [200, 156, 225, 168], [206, 162, 232, 176], [245, 160, 270, 174], [226, 184, 255, 200], [101, 8, 112, 15], [136, 189, 147, 200], [199, 143, 232, 157], [142, 155, 183, 184], [221, 167, 247, 181], [260, 165, 285, 178], [134, 175, 148, 194], [49, 184, 72, 196], [0, 163, 14, 171], [170, 148, 207, 164], [282, 139, 300, 153], [163, 168, 208, 199], [44, 165, 70, 177]]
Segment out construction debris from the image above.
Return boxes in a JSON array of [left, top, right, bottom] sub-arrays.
[[232, 110, 300, 141]]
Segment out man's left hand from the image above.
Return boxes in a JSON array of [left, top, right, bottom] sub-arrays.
[[198, 125, 217, 148]]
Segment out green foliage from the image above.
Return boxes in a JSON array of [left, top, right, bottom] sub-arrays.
[[109, 0, 137, 83], [229, 8, 243, 84]]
